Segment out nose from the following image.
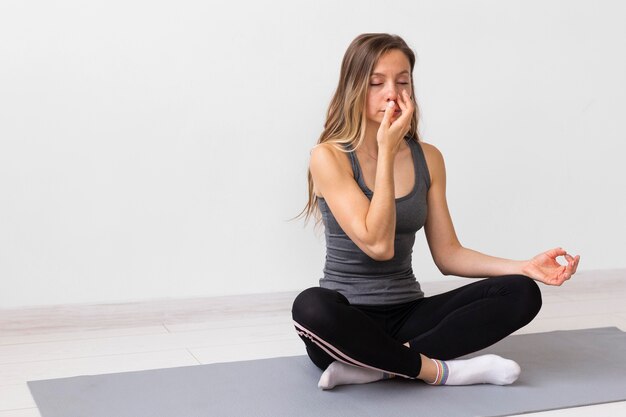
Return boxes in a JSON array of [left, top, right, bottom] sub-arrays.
[[385, 85, 402, 103]]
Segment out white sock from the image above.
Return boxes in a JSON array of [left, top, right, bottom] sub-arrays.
[[430, 354, 521, 386], [318, 361, 391, 390]]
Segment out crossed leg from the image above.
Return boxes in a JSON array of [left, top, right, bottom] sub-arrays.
[[292, 275, 542, 389]]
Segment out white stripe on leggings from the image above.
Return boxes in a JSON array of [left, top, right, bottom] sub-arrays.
[[293, 319, 416, 380]]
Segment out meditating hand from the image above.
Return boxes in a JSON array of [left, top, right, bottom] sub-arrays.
[[521, 247, 580, 286]]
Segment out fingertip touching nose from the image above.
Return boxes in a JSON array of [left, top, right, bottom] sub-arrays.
[[386, 88, 401, 102]]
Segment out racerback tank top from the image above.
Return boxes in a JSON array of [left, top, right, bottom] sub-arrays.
[[317, 136, 431, 305]]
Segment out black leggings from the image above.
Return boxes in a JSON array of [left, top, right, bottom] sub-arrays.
[[291, 275, 542, 379]]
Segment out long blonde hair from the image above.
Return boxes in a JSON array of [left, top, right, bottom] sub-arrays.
[[297, 33, 423, 225]]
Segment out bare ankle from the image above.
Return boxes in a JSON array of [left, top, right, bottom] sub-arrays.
[[416, 354, 438, 383]]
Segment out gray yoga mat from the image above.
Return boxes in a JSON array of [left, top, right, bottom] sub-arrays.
[[28, 327, 626, 417]]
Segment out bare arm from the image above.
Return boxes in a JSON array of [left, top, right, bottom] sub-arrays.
[[422, 142, 581, 284], [311, 92, 413, 261], [310, 144, 397, 260]]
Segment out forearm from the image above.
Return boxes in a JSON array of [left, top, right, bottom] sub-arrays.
[[364, 149, 396, 249], [439, 246, 526, 278]]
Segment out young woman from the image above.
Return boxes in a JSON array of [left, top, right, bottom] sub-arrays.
[[292, 33, 580, 390]]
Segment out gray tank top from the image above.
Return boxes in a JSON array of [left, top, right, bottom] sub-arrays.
[[318, 137, 431, 306]]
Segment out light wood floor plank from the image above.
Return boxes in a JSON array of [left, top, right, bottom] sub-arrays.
[[0, 321, 294, 365], [0, 291, 298, 335], [0, 409, 40, 417], [163, 312, 291, 333], [0, 325, 169, 347], [0, 349, 198, 386], [535, 297, 626, 319], [191, 337, 305, 364], [0, 384, 36, 410]]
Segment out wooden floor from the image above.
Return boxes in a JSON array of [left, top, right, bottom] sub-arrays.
[[2, 269, 626, 417]]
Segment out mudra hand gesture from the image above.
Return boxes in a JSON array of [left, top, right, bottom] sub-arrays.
[[521, 248, 580, 286]]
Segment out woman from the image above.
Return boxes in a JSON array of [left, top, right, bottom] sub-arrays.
[[292, 33, 580, 390]]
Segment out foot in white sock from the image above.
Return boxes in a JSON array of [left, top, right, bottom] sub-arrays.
[[318, 361, 391, 390], [429, 354, 521, 386]]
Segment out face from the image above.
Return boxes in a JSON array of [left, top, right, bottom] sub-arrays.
[[365, 49, 413, 126]]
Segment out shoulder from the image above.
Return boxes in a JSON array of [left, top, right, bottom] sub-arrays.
[[418, 141, 443, 162], [418, 141, 446, 185], [309, 142, 353, 196], [310, 142, 352, 174], [310, 142, 340, 163]]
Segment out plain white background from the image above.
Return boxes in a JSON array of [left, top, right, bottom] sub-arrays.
[[1, 0, 624, 308]]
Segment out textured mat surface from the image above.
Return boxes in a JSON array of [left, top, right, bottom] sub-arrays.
[[28, 327, 626, 417]]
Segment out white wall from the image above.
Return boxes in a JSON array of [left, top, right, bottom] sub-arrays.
[[1, 0, 625, 308]]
